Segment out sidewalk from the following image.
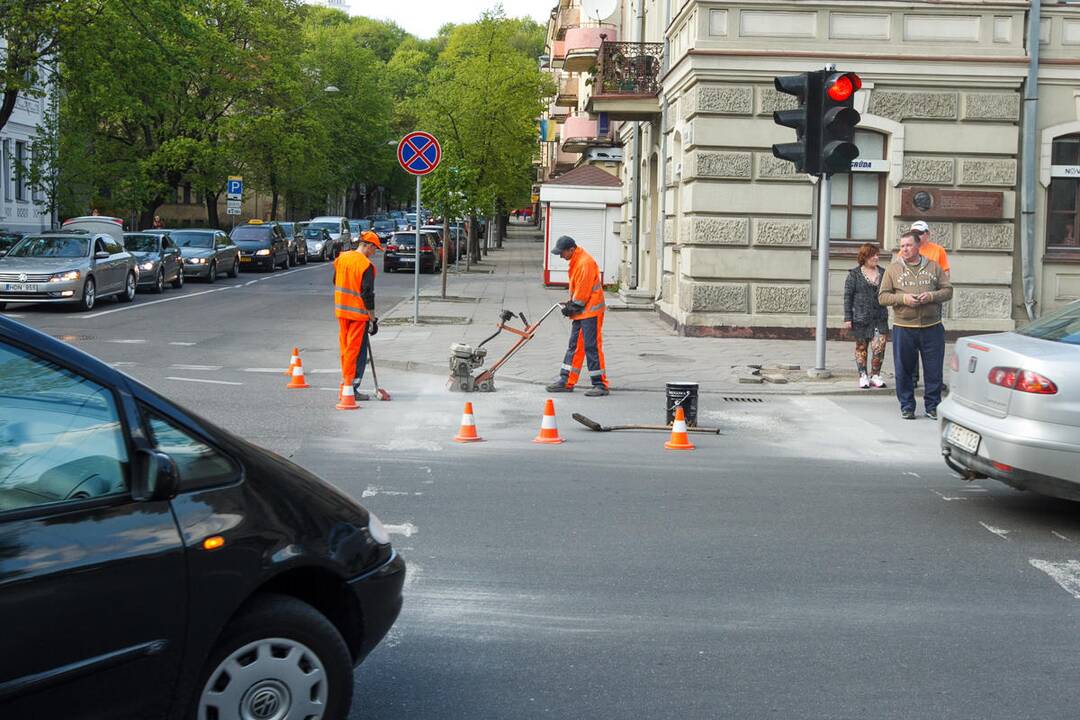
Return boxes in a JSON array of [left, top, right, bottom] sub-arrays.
[[375, 222, 940, 395]]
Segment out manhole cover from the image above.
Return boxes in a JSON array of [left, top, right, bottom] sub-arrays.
[[723, 396, 765, 403], [382, 316, 471, 326], [53, 335, 94, 342]]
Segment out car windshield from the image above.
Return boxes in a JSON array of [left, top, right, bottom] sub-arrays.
[[231, 226, 272, 241], [309, 222, 338, 231], [350, 220, 371, 232], [124, 234, 159, 252], [170, 231, 214, 248], [1016, 302, 1080, 346], [373, 221, 395, 231], [278, 223, 294, 234], [304, 229, 324, 238], [391, 234, 415, 247], [8, 236, 89, 258], [0, 232, 22, 251]]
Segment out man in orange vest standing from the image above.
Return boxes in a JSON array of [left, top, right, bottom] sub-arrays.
[[334, 231, 382, 401], [546, 236, 609, 396]]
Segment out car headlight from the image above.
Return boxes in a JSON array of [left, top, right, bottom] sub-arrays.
[[188, 257, 206, 265], [139, 261, 155, 271], [255, 248, 271, 256], [367, 511, 390, 545], [313, 242, 324, 251], [49, 270, 81, 283]]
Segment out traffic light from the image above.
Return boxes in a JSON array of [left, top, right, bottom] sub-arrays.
[[771, 71, 823, 175], [819, 71, 862, 174]]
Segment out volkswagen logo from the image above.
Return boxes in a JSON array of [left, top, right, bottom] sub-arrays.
[[248, 688, 281, 719], [17, 273, 26, 282]]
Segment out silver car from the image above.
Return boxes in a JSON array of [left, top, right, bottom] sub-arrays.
[[941, 300, 1080, 501], [0, 231, 137, 312], [124, 231, 183, 293], [168, 229, 240, 282], [308, 216, 351, 252]]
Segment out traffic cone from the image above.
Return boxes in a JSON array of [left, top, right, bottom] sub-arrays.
[[286, 358, 310, 389], [336, 381, 358, 410], [664, 406, 695, 451], [533, 399, 565, 444], [284, 347, 300, 376], [453, 402, 484, 442]]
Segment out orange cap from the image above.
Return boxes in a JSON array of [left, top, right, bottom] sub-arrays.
[[360, 230, 382, 250]]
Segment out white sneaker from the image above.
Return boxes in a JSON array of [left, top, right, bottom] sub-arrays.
[[870, 374, 886, 388], [859, 373, 870, 389]]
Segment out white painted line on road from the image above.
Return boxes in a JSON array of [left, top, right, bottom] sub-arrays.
[[361, 486, 421, 498], [169, 341, 197, 346], [242, 368, 285, 373], [260, 265, 323, 281], [1053, 531, 1072, 542], [109, 361, 138, 367], [170, 364, 222, 371], [383, 522, 418, 537], [246, 280, 258, 286], [979, 522, 1011, 540], [165, 376, 243, 386], [958, 487, 988, 493], [930, 489, 967, 502], [903, 471, 921, 478], [74, 285, 238, 319], [108, 339, 147, 344], [1030, 559, 1080, 599]]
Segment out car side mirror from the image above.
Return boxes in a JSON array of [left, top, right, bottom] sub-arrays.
[[132, 448, 179, 502], [94, 250, 110, 260]]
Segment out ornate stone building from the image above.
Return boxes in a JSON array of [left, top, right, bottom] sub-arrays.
[[542, 0, 1080, 335]]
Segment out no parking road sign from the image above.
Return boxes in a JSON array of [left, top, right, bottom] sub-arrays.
[[397, 131, 441, 176]]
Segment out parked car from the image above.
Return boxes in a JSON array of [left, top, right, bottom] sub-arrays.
[[168, 229, 240, 283], [0, 229, 24, 257], [309, 216, 351, 252], [304, 227, 339, 262], [420, 224, 457, 264], [383, 230, 440, 273], [0, 315, 405, 719], [277, 222, 308, 266], [124, 231, 183, 293], [940, 299, 1080, 501], [0, 231, 137, 312], [61, 215, 127, 246], [349, 219, 372, 245], [372, 219, 397, 242], [230, 220, 290, 272]]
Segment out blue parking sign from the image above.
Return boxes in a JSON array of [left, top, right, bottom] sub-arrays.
[[226, 176, 243, 196]]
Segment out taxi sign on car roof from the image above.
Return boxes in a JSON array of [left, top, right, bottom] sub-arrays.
[[247, 219, 264, 224]]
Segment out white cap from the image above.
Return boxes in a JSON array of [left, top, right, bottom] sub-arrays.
[[910, 220, 930, 233]]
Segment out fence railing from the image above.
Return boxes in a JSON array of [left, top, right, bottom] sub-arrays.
[[594, 41, 663, 96]]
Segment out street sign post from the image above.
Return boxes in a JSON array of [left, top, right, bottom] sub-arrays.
[[226, 176, 243, 199], [397, 131, 442, 324]]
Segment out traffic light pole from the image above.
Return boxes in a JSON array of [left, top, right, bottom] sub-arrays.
[[813, 174, 832, 375]]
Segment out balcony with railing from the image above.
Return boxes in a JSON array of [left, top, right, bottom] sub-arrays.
[[550, 40, 567, 70], [564, 25, 616, 73], [585, 41, 662, 120], [554, 75, 579, 108], [548, 102, 570, 119], [560, 114, 618, 153]]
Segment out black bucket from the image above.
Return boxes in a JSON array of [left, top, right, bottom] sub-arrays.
[[666, 382, 699, 427]]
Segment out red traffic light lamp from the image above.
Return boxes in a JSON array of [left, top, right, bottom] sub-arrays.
[[825, 72, 862, 102]]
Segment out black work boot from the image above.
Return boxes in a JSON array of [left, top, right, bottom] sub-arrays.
[[584, 386, 610, 397], [546, 379, 573, 392], [352, 384, 371, 401]]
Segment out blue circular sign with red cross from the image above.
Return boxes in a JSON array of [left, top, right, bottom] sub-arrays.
[[397, 131, 442, 176]]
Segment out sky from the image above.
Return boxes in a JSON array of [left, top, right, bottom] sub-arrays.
[[350, 0, 550, 39]]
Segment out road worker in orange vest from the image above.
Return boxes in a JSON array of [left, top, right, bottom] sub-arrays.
[[333, 232, 382, 400], [546, 235, 609, 396]]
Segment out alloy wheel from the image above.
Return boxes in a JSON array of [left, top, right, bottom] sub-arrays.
[[82, 278, 96, 311]]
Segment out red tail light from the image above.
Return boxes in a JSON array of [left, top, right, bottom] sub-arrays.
[[386, 245, 398, 252], [421, 245, 433, 253], [987, 366, 1057, 395]]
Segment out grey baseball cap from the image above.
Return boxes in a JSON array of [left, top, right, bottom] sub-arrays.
[[551, 235, 577, 254]]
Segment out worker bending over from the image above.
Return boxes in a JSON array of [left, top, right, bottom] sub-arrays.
[[334, 231, 382, 400], [546, 235, 609, 396]]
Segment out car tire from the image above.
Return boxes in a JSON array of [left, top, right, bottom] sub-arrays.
[[78, 277, 96, 312], [191, 594, 353, 720], [300, 251, 308, 265], [228, 258, 240, 278], [152, 269, 165, 294], [0, 302, 6, 311], [207, 262, 217, 284], [117, 272, 137, 302], [172, 268, 184, 289], [282, 252, 290, 270]]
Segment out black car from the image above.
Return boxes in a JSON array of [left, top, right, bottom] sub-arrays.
[[383, 230, 440, 273], [372, 219, 396, 243], [277, 222, 308, 266], [230, 221, 290, 272], [0, 316, 405, 719], [124, 231, 184, 293]]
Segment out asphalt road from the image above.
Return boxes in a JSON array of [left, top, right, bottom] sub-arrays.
[[6, 265, 1080, 719]]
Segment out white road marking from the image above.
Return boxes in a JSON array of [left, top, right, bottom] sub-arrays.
[[73, 285, 238, 318], [109, 361, 138, 367], [242, 368, 287, 373], [169, 341, 196, 346], [260, 265, 322, 280], [903, 472, 921, 478], [979, 522, 1011, 540], [1030, 559, 1080, 599], [165, 376, 243, 386], [361, 486, 415, 498], [245, 280, 258, 286], [959, 487, 989, 493], [930, 489, 968, 502], [1053, 531, 1072, 542], [170, 364, 222, 371], [383, 522, 418, 537], [107, 339, 147, 344]]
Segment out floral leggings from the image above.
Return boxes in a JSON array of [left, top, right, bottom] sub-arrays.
[[855, 333, 887, 376]]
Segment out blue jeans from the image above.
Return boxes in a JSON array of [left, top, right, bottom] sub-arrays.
[[892, 324, 945, 413]]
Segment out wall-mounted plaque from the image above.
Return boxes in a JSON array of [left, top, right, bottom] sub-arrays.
[[901, 188, 1004, 220]]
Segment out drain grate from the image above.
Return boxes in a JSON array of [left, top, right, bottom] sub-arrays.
[[53, 335, 94, 343], [723, 396, 765, 403]]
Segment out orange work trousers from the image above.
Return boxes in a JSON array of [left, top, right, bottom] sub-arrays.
[[561, 313, 607, 389], [338, 318, 369, 385]]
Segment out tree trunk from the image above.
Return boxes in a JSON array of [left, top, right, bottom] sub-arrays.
[[138, 200, 163, 231], [350, 182, 366, 218], [205, 191, 220, 228], [494, 199, 505, 249], [468, 214, 481, 264], [0, 89, 19, 137]]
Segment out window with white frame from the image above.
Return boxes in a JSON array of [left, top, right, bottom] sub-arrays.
[[829, 130, 886, 246]]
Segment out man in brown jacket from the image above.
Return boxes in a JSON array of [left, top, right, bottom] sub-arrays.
[[879, 231, 953, 420]]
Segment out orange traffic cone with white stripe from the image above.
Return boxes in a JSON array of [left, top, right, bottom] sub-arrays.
[[336, 381, 358, 409], [284, 347, 300, 376], [533, 399, 565, 444], [664, 406, 695, 450], [453, 402, 484, 442], [286, 357, 310, 389]]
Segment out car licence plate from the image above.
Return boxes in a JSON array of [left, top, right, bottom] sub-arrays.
[[240, 256, 252, 263], [946, 422, 980, 454], [399, 257, 414, 263], [2, 283, 39, 293]]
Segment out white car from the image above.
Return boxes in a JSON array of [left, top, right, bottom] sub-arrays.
[[941, 300, 1080, 500], [308, 216, 352, 250]]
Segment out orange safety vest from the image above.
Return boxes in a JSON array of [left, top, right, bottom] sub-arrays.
[[567, 246, 605, 320], [333, 250, 371, 321]]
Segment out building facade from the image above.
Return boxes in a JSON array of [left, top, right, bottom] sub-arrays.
[[0, 54, 53, 235], [541, 0, 1080, 336]]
